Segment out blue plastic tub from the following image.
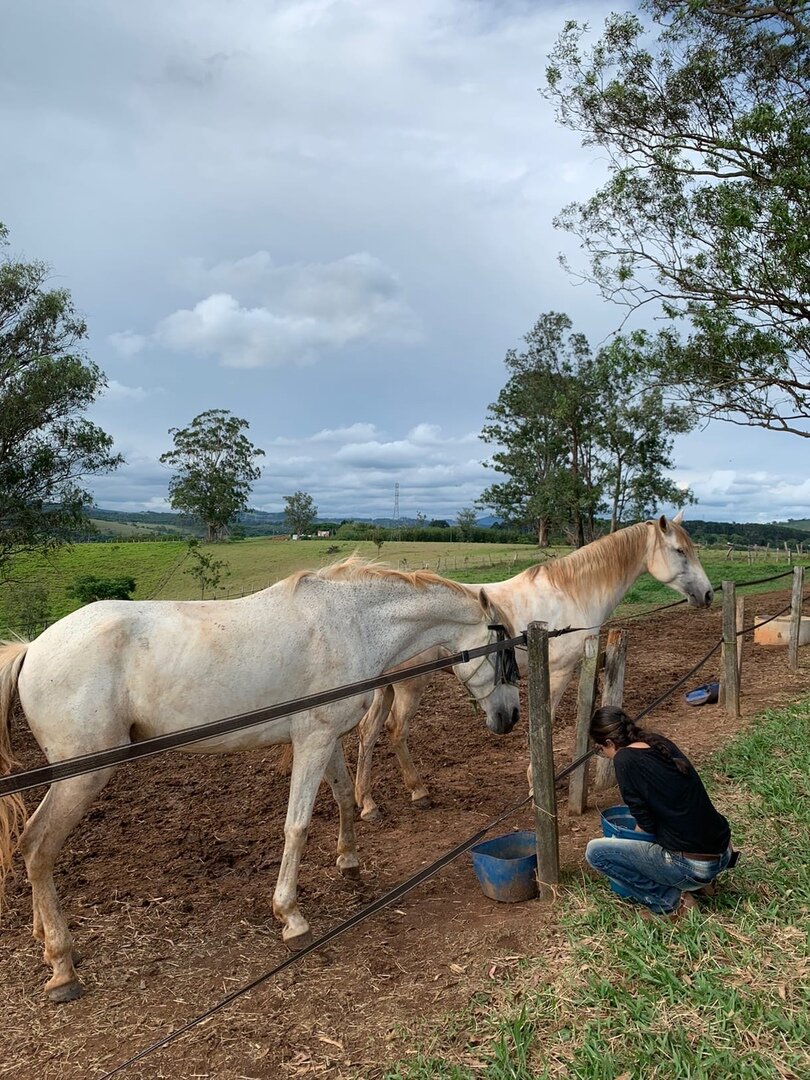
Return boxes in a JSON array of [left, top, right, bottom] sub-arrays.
[[684, 681, 720, 707], [600, 805, 655, 898], [470, 830, 538, 903]]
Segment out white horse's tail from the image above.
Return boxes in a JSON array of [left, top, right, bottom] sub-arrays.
[[0, 641, 29, 906]]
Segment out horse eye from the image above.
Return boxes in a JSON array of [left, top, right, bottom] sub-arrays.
[[675, 547, 685, 556]]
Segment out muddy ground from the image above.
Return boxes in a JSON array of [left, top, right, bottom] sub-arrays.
[[2, 589, 808, 1080]]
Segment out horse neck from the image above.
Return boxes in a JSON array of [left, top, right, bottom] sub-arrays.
[[532, 523, 650, 624], [340, 579, 484, 668]]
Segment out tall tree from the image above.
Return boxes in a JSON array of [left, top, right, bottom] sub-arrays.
[[0, 222, 122, 580], [456, 507, 478, 539], [544, 2, 810, 436], [284, 490, 318, 537], [595, 340, 696, 530], [480, 315, 695, 542], [160, 409, 264, 541], [479, 313, 601, 546]]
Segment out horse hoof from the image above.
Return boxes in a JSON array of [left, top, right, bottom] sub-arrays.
[[411, 795, 432, 811], [283, 928, 313, 952], [339, 862, 361, 879], [360, 807, 382, 824], [47, 980, 85, 1004]]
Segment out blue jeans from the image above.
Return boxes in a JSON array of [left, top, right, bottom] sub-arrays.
[[585, 838, 732, 914]]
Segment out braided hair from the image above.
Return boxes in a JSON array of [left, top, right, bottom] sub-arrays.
[[589, 705, 690, 775]]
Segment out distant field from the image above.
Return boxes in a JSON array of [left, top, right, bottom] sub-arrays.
[[0, 537, 538, 631], [0, 535, 804, 634]]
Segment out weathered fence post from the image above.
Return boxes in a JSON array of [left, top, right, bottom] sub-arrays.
[[568, 635, 599, 816], [789, 564, 805, 671], [722, 581, 740, 718], [527, 620, 559, 898], [594, 628, 628, 791], [736, 596, 745, 680]]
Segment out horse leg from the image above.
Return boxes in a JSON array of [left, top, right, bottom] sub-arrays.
[[323, 742, 360, 877], [387, 683, 431, 809], [20, 768, 116, 1002], [273, 734, 336, 949], [355, 687, 394, 823]]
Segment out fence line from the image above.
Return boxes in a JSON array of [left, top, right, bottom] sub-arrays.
[[96, 590, 801, 1080], [0, 631, 532, 799], [2, 568, 803, 798]]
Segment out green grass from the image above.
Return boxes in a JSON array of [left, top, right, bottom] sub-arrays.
[[379, 701, 810, 1080], [0, 533, 803, 635], [0, 538, 538, 632]]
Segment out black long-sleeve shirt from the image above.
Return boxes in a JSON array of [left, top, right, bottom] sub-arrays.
[[613, 737, 731, 855]]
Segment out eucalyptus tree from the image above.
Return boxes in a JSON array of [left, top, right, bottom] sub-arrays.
[[544, 1, 810, 436], [479, 315, 695, 543], [283, 490, 318, 537], [0, 222, 122, 580], [160, 409, 264, 541]]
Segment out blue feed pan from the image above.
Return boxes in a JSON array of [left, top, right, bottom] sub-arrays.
[[684, 681, 720, 707], [600, 805, 655, 898], [470, 830, 538, 903]]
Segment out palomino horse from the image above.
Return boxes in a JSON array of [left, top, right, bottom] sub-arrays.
[[0, 558, 520, 1002], [354, 514, 713, 821]]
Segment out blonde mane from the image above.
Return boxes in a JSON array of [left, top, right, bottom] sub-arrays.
[[526, 520, 695, 596], [287, 555, 469, 596]]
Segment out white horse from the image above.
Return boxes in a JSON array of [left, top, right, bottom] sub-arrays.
[[354, 514, 713, 821], [0, 557, 519, 1003]]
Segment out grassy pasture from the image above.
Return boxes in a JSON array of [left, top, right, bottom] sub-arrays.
[[381, 702, 810, 1079], [0, 534, 804, 634], [0, 537, 535, 631]]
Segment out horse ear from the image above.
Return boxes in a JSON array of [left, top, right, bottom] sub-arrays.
[[658, 514, 668, 532], [672, 509, 684, 524]]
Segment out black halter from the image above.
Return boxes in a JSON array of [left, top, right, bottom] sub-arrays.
[[487, 623, 520, 686]]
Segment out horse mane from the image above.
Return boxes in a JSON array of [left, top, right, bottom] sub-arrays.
[[286, 554, 469, 596], [525, 520, 695, 596]]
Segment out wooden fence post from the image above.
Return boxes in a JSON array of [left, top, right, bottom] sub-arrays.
[[568, 635, 600, 816], [736, 596, 745, 681], [594, 628, 628, 791], [527, 621, 559, 898], [722, 581, 740, 718], [789, 565, 805, 672]]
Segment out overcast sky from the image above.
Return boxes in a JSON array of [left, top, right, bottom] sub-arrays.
[[3, 0, 807, 524]]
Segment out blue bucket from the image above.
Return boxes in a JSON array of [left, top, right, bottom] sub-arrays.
[[600, 805, 655, 898], [470, 830, 538, 903]]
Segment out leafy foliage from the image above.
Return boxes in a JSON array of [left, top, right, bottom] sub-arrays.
[[1, 580, 50, 634], [283, 490, 318, 537], [479, 313, 693, 545], [455, 507, 478, 539], [183, 538, 230, 599], [66, 574, 136, 603], [160, 410, 264, 541], [0, 222, 123, 580], [544, 2, 810, 436]]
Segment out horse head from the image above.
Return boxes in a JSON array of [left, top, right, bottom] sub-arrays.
[[452, 590, 521, 735], [646, 511, 713, 609]]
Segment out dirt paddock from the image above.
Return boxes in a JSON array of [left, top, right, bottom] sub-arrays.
[[2, 589, 809, 1080]]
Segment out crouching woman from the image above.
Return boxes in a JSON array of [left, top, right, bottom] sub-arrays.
[[585, 706, 733, 919]]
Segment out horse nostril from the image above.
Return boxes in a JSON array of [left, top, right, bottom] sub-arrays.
[[705, 589, 714, 607]]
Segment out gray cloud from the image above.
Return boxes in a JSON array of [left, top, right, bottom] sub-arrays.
[[152, 252, 419, 368], [4, 0, 807, 525]]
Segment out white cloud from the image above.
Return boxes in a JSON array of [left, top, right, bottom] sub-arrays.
[[107, 330, 146, 358], [152, 252, 420, 368], [309, 423, 379, 443], [104, 379, 150, 401]]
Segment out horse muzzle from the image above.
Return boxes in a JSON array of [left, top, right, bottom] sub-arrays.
[[487, 705, 520, 735], [687, 587, 714, 608]]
